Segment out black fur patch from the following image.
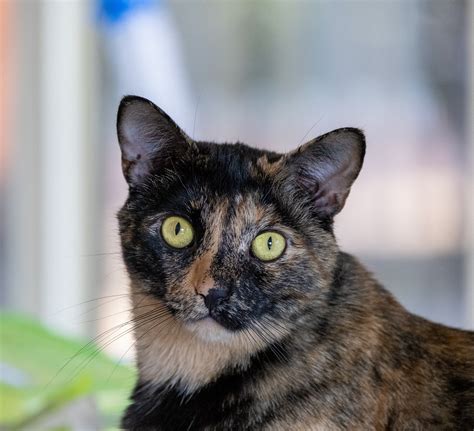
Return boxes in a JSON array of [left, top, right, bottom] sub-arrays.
[[122, 339, 291, 430]]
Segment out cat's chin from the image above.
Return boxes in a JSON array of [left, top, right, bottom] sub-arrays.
[[185, 317, 234, 343]]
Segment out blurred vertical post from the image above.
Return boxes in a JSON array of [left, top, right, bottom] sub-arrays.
[[5, 1, 98, 336], [38, 1, 98, 336], [467, 0, 474, 329], [0, 0, 12, 302], [4, 1, 42, 317]]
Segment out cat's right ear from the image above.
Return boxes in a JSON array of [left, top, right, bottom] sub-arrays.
[[277, 128, 365, 220], [116, 95, 189, 186]]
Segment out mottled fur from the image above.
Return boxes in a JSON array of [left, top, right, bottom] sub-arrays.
[[116, 96, 474, 430]]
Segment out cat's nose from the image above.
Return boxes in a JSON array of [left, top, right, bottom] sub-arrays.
[[195, 276, 214, 297], [202, 288, 229, 311]]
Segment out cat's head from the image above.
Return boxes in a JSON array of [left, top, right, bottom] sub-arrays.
[[117, 96, 365, 344]]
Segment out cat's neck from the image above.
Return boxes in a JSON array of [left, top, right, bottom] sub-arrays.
[[130, 284, 267, 394]]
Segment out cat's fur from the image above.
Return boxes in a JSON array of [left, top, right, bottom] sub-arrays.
[[116, 95, 474, 430]]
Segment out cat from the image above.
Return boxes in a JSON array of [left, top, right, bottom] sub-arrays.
[[116, 95, 474, 430]]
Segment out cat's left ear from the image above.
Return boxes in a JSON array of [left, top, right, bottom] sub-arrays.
[[280, 128, 366, 219], [116, 95, 190, 186]]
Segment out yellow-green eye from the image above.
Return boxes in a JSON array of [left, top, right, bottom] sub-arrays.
[[251, 231, 286, 262], [161, 216, 194, 249]]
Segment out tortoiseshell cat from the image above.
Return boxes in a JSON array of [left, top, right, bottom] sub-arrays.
[[116, 96, 473, 430]]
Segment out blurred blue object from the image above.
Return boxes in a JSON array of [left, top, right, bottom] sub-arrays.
[[99, 0, 159, 24], [98, 0, 194, 134]]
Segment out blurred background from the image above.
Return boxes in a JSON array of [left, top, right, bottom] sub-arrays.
[[1, 0, 473, 429]]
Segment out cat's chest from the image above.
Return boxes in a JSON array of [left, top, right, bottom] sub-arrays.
[[124, 378, 340, 431], [124, 338, 300, 430], [124, 375, 264, 430]]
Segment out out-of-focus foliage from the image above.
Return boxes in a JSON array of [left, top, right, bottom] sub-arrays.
[[0, 312, 136, 429]]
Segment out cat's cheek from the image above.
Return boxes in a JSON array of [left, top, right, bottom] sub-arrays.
[[162, 290, 205, 320]]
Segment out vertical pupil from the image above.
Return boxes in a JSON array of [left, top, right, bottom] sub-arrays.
[[267, 236, 272, 250], [175, 222, 181, 236]]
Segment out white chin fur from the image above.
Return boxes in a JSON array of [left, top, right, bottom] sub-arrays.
[[185, 317, 234, 343]]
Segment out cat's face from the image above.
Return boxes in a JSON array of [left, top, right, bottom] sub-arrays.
[[117, 96, 365, 343]]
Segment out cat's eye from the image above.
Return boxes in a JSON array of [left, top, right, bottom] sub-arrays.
[[161, 216, 194, 249], [251, 231, 286, 262]]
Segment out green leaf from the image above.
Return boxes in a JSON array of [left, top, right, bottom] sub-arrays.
[[0, 312, 136, 428]]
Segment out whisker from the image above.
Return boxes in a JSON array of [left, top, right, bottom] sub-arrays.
[[261, 316, 289, 338], [67, 309, 172, 382], [78, 303, 158, 324], [192, 96, 200, 140], [297, 114, 324, 146], [261, 325, 288, 360], [53, 294, 129, 314], [106, 313, 175, 383], [47, 307, 169, 387], [252, 321, 288, 364], [245, 324, 273, 364], [77, 293, 153, 324], [79, 252, 122, 257], [239, 327, 257, 351]]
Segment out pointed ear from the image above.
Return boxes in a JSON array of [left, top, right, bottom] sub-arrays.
[[116, 95, 189, 185], [282, 128, 365, 219]]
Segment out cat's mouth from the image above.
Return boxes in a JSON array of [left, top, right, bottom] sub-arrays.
[[188, 311, 228, 328], [184, 308, 243, 333], [184, 315, 235, 342], [163, 292, 245, 332]]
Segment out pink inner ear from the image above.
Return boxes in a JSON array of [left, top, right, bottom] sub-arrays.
[[120, 122, 159, 183], [121, 121, 158, 160], [288, 128, 365, 218], [313, 186, 349, 218], [121, 155, 153, 184], [312, 160, 360, 217]]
